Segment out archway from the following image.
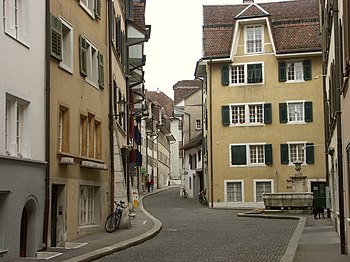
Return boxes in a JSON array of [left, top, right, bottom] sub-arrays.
[[20, 198, 38, 257]]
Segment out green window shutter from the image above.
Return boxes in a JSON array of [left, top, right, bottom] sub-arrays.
[[280, 144, 289, 164], [50, 14, 62, 60], [264, 103, 272, 124], [98, 52, 104, 88], [278, 62, 286, 82], [222, 65, 229, 86], [303, 60, 312, 80], [254, 64, 262, 83], [247, 64, 254, 83], [79, 35, 87, 76], [95, 0, 101, 19], [306, 143, 314, 164], [265, 144, 273, 165], [304, 101, 313, 122], [231, 145, 247, 165], [222, 105, 230, 126], [279, 103, 287, 123]]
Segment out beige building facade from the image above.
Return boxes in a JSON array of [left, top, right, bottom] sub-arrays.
[[49, 0, 109, 246], [201, 0, 326, 209]]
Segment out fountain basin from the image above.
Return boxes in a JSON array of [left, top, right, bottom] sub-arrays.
[[263, 192, 313, 214]]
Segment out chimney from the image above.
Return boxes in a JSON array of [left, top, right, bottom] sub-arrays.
[[243, 0, 254, 3]]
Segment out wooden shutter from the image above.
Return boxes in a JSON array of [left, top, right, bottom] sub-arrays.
[[278, 62, 286, 82], [303, 60, 312, 80], [50, 14, 62, 60], [279, 103, 287, 123], [247, 64, 262, 83], [264, 103, 272, 124], [265, 144, 273, 165], [95, 0, 101, 19], [306, 143, 314, 164], [304, 101, 313, 122], [79, 35, 87, 76], [222, 105, 230, 126], [280, 144, 289, 164], [231, 145, 246, 165], [98, 52, 104, 88], [222, 65, 229, 86]]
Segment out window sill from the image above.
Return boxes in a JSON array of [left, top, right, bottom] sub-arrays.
[[230, 123, 264, 127], [230, 164, 266, 168], [59, 62, 73, 75], [4, 32, 29, 49], [285, 80, 305, 83], [229, 82, 264, 87], [286, 121, 306, 125], [85, 77, 100, 90]]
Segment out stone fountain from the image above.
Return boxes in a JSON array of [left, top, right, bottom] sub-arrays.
[[263, 160, 313, 214]]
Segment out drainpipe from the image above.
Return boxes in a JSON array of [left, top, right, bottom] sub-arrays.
[[209, 58, 214, 208], [333, 0, 346, 254], [108, 0, 115, 214], [42, 0, 50, 250]]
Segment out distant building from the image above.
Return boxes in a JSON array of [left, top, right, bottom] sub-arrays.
[[198, 0, 326, 208]]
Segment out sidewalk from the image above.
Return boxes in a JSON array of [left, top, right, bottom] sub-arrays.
[[11, 188, 165, 262], [238, 211, 350, 262], [12, 188, 350, 262]]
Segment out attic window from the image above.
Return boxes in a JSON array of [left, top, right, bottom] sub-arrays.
[[245, 25, 262, 53]]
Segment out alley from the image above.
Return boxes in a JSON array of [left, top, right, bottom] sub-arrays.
[[97, 188, 298, 262]]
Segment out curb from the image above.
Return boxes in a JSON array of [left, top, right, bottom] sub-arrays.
[[63, 189, 166, 262], [237, 213, 306, 262]]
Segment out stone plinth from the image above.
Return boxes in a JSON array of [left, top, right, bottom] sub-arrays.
[[263, 192, 314, 214]]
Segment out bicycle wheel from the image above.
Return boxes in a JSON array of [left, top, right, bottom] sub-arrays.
[[183, 191, 188, 198], [105, 213, 118, 233]]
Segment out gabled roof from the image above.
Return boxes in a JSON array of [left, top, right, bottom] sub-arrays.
[[147, 91, 174, 118], [173, 80, 202, 105], [203, 0, 321, 58]]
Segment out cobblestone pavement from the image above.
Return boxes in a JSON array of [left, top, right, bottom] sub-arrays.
[[97, 188, 298, 262]]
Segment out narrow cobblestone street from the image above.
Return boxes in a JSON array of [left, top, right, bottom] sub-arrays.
[[97, 188, 298, 262]]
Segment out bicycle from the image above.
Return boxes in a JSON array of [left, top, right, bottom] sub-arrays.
[[180, 187, 188, 198], [105, 200, 127, 233]]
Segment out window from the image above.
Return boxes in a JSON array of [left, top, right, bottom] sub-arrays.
[[50, 15, 73, 72], [79, 0, 101, 19], [280, 142, 314, 164], [245, 25, 262, 53], [230, 144, 272, 166], [222, 103, 271, 126], [278, 60, 312, 82], [255, 181, 272, 202], [80, 113, 101, 159], [79, 186, 95, 225], [79, 36, 104, 89], [279, 101, 313, 123], [58, 106, 69, 152], [226, 63, 263, 85], [226, 181, 243, 202], [4, 0, 28, 44], [287, 62, 303, 81], [5, 94, 29, 157], [195, 119, 201, 130]]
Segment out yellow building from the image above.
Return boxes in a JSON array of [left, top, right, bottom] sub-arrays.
[[200, 0, 326, 208], [49, 0, 109, 246]]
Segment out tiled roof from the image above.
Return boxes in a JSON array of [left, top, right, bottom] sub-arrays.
[[173, 80, 202, 105], [147, 91, 174, 118], [133, 1, 146, 28], [182, 132, 202, 150], [203, 0, 321, 57]]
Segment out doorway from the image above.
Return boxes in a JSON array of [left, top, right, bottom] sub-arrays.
[[51, 184, 65, 247], [20, 207, 28, 257], [311, 181, 326, 207]]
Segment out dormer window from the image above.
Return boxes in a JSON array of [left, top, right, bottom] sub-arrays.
[[245, 25, 262, 53]]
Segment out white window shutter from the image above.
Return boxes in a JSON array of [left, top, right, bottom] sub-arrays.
[[4, 0, 16, 38], [17, 0, 28, 44]]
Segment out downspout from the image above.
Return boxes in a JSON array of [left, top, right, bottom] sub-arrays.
[[108, 0, 115, 214], [321, 0, 330, 219], [43, 0, 50, 249], [334, 0, 346, 254], [209, 58, 214, 208]]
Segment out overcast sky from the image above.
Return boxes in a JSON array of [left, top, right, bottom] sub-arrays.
[[144, 0, 287, 99]]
